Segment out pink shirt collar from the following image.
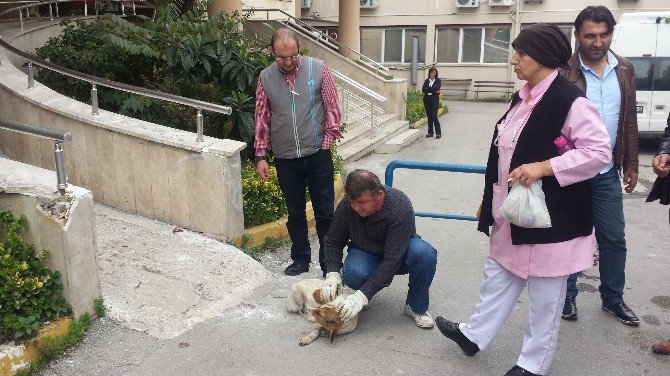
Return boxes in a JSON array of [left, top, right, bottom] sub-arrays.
[[518, 69, 558, 106]]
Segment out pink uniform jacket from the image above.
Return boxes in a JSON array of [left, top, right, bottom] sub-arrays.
[[489, 71, 612, 278]]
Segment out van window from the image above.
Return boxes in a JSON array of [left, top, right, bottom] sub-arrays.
[[629, 57, 653, 91], [654, 58, 670, 91]]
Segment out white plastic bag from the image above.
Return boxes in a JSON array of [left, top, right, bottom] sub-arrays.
[[499, 181, 552, 228]]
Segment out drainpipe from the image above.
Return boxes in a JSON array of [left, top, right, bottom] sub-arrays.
[[411, 36, 419, 86]]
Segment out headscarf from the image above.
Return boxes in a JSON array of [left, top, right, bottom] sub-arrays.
[[511, 23, 572, 69]]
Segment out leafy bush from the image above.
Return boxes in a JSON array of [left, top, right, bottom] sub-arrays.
[[241, 161, 287, 228], [0, 211, 71, 341], [405, 90, 446, 123], [35, 2, 271, 158]]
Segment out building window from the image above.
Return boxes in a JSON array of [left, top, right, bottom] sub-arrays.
[[436, 26, 510, 64], [361, 27, 426, 64]]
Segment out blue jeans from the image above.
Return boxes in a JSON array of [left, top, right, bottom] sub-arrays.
[[274, 149, 334, 269], [341, 237, 437, 314], [566, 167, 627, 305]]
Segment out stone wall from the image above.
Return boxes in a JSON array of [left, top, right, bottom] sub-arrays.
[[0, 21, 247, 241], [0, 157, 100, 317]]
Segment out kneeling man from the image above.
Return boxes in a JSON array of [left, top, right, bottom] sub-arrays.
[[320, 169, 437, 328]]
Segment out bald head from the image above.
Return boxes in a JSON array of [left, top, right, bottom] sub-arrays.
[[271, 27, 300, 50]]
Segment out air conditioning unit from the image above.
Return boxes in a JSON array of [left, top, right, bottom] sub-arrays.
[[454, 0, 480, 8], [360, 0, 380, 8], [302, 0, 313, 9], [490, 0, 513, 6]]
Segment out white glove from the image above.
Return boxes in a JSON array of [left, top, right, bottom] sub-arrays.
[[320, 272, 343, 303], [337, 290, 368, 322]]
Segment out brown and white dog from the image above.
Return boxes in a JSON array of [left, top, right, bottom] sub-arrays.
[[286, 278, 358, 346]]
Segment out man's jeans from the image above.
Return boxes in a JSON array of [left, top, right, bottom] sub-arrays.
[[341, 237, 437, 314], [566, 167, 627, 305], [274, 149, 334, 269]]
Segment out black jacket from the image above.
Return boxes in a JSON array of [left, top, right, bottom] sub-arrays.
[[422, 78, 441, 99]]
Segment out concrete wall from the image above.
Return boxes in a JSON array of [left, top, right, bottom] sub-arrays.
[[0, 21, 247, 242], [0, 157, 101, 317], [303, 0, 670, 94]]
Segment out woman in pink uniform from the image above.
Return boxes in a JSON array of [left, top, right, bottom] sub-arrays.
[[435, 24, 612, 376]]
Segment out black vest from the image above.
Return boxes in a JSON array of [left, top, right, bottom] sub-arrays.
[[477, 74, 593, 244]]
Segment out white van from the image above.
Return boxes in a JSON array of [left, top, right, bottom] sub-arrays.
[[611, 12, 670, 138]]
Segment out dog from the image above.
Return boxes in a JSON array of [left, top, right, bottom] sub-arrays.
[[286, 278, 358, 346]]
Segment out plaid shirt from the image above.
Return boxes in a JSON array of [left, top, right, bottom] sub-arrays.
[[253, 57, 341, 158]]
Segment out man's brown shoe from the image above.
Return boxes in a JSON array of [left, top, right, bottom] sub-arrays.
[[652, 340, 670, 355]]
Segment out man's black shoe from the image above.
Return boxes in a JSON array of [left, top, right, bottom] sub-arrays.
[[284, 262, 309, 276], [561, 296, 578, 320], [602, 301, 640, 325], [503, 365, 541, 376], [436, 316, 479, 356]]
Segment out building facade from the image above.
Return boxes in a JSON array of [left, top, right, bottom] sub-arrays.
[[299, 0, 670, 91]]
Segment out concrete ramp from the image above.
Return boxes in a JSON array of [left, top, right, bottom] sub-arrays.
[[94, 204, 272, 339]]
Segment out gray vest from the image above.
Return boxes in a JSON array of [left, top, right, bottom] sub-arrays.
[[260, 57, 326, 159]]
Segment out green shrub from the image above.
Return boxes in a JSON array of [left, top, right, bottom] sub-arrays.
[[0, 211, 71, 341], [405, 90, 446, 123], [241, 161, 287, 228], [35, 2, 271, 159]]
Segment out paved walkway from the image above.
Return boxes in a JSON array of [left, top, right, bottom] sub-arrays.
[[40, 101, 669, 376]]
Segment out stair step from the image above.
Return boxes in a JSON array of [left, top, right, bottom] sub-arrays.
[[338, 113, 397, 149], [338, 119, 410, 163], [376, 128, 423, 154]]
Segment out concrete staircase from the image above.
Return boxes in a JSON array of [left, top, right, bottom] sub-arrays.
[[336, 113, 420, 163]]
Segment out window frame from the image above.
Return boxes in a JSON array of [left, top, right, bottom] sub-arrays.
[[360, 26, 427, 64], [435, 25, 511, 65]]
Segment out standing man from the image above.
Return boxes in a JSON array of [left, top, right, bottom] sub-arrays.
[[320, 169, 438, 328], [254, 27, 341, 276], [559, 5, 640, 324]]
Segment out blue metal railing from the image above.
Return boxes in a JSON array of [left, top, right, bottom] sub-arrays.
[[384, 160, 486, 221]]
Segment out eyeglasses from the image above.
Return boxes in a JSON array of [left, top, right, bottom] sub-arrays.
[[275, 54, 300, 63]]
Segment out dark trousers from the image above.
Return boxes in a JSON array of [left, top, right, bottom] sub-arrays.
[[566, 167, 627, 305], [423, 96, 441, 136], [274, 149, 334, 270]]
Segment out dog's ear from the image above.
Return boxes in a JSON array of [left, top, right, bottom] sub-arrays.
[[313, 289, 325, 305]]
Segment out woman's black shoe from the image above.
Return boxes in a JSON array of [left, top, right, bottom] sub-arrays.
[[426, 134, 434, 138], [436, 316, 479, 356]]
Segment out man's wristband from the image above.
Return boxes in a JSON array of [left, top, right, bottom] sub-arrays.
[[255, 156, 265, 163]]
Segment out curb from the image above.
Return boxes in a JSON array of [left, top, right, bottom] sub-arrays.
[[409, 107, 447, 129], [0, 317, 73, 375], [234, 172, 345, 249]]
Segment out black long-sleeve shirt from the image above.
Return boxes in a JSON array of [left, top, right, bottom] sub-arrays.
[[323, 186, 416, 299]]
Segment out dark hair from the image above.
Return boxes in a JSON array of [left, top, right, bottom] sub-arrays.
[[270, 27, 300, 50], [345, 169, 382, 199], [428, 67, 439, 77], [574, 6, 616, 34]]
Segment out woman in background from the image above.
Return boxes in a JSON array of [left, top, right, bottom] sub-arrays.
[[422, 67, 442, 139]]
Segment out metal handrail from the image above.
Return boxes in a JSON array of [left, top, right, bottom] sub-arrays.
[[0, 0, 230, 142], [331, 69, 386, 102], [243, 7, 390, 75], [0, 118, 72, 193], [0, 118, 71, 141], [385, 160, 486, 221]]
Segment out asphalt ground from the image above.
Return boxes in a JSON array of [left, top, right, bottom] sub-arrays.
[[40, 101, 670, 376]]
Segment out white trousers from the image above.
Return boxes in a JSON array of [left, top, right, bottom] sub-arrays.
[[460, 257, 567, 375]]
